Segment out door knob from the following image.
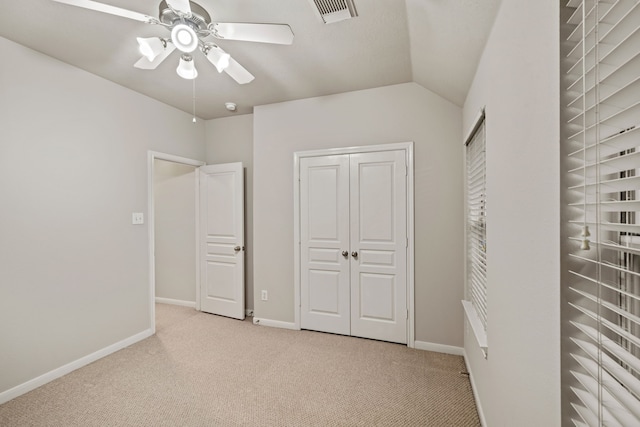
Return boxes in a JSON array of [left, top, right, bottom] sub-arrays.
[[351, 251, 358, 258], [234, 246, 241, 253], [342, 251, 349, 258]]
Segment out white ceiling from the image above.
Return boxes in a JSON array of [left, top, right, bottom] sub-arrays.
[[0, 0, 502, 119]]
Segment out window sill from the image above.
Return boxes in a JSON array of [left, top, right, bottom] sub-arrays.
[[462, 300, 488, 358]]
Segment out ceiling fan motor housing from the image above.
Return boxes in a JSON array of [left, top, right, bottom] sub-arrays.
[[159, 0, 211, 33]]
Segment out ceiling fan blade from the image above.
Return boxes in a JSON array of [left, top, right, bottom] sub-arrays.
[[212, 23, 294, 45], [224, 57, 255, 84], [134, 43, 176, 70], [52, 0, 155, 23], [165, 0, 191, 15]]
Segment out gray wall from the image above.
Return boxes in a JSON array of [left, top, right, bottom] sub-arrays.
[[462, 0, 561, 425], [205, 114, 254, 311], [252, 82, 464, 347], [154, 159, 197, 304], [0, 36, 205, 395]]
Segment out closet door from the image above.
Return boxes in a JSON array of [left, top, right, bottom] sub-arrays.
[[350, 150, 407, 344], [299, 150, 408, 344], [300, 155, 351, 335]]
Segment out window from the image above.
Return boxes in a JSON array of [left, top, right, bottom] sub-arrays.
[[561, 0, 640, 425], [463, 110, 488, 356]]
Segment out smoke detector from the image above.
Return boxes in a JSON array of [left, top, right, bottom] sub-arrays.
[[309, 0, 357, 24]]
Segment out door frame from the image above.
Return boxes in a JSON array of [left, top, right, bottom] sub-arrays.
[[293, 142, 415, 347], [147, 151, 206, 334]]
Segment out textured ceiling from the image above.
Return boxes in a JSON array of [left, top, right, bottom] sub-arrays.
[[0, 0, 502, 119]]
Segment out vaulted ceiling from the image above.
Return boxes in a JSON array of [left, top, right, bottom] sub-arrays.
[[0, 0, 502, 119]]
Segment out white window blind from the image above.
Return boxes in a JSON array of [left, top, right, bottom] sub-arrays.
[[562, 0, 640, 425], [463, 111, 488, 353]]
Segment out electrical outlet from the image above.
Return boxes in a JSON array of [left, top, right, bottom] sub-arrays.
[[261, 290, 268, 301]]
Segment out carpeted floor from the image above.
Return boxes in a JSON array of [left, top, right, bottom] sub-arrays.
[[0, 304, 481, 426]]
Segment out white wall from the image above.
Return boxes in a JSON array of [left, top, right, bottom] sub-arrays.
[[205, 114, 254, 311], [252, 82, 464, 346], [154, 159, 197, 304], [0, 36, 205, 396], [462, 1, 560, 425]]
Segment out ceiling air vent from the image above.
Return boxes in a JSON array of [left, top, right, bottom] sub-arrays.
[[310, 0, 357, 24]]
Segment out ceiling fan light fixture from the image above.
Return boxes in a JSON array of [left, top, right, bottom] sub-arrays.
[[136, 37, 166, 61], [205, 46, 231, 73], [171, 23, 198, 53], [52, 0, 294, 88], [176, 54, 198, 79]]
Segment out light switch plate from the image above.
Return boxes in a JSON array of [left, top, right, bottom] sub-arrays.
[[132, 212, 144, 225]]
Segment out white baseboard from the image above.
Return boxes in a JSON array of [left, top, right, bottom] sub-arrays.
[[155, 297, 196, 308], [414, 340, 464, 356], [0, 328, 153, 405], [245, 309, 254, 317], [253, 317, 298, 330], [463, 350, 487, 427]]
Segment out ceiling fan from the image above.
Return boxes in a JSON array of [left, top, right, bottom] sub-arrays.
[[52, 0, 294, 84]]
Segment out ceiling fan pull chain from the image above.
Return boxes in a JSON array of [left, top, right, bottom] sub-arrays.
[[192, 78, 197, 123]]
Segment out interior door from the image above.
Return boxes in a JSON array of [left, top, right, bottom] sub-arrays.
[[199, 162, 245, 320], [300, 155, 351, 335], [350, 150, 407, 343]]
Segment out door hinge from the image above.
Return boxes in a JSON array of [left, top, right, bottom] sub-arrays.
[[406, 237, 408, 248], [406, 309, 409, 320]]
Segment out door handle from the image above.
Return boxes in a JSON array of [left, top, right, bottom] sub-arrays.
[[234, 246, 242, 253], [342, 250, 349, 258], [351, 251, 358, 258]]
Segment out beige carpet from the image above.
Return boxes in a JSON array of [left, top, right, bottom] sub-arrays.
[[0, 304, 481, 426]]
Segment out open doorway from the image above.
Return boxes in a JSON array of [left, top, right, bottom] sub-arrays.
[[154, 159, 198, 305], [148, 151, 205, 334]]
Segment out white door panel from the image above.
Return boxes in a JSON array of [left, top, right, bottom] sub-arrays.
[[308, 269, 342, 313], [300, 156, 350, 335], [199, 163, 245, 320], [205, 172, 237, 240], [205, 259, 238, 300], [358, 273, 396, 320], [350, 150, 407, 343]]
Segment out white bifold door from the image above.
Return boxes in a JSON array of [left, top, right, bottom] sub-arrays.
[[199, 163, 245, 320], [300, 150, 407, 344]]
